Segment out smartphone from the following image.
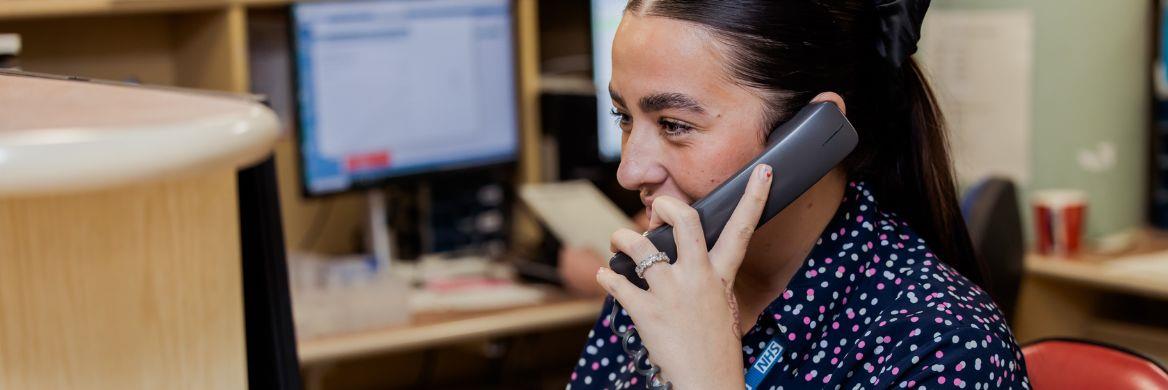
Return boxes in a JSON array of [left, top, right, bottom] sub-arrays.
[[609, 102, 859, 289]]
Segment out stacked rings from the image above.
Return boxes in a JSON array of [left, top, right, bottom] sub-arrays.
[[634, 251, 670, 279]]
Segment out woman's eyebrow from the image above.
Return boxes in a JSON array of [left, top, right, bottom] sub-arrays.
[[639, 92, 706, 114], [609, 87, 626, 107]]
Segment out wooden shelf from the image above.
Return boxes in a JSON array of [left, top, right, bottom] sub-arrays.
[[0, 0, 229, 20], [297, 296, 603, 365]]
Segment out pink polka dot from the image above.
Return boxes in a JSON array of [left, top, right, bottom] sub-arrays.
[[935, 350, 944, 358], [891, 367, 899, 375], [852, 324, 860, 332], [805, 372, 816, 381], [938, 376, 946, 384], [856, 352, 864, 360], [804, 316, 811, 325], [956, 361, 966, 371], [783, 290, 794, 299], [807, 288, 815, 296], [832, 321, 840, 329], [877, 283, 885, 290], [858, 340, 866, 348], [823, 374, 833, 383], [789, 333, 797, 341], [591, 362, 599, 370], [631, 377, 638, 385], [808, 270, 819, 277], [571, 372, 577, 380]]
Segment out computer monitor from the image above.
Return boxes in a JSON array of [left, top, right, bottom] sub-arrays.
[[592, 0, 626, 161], [292, 0, 518, 196]]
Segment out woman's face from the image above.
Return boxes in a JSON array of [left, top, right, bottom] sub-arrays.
[[610, 14, 771, 218]]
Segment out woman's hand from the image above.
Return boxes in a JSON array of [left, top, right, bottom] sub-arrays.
[[595, 163, 773, 389]]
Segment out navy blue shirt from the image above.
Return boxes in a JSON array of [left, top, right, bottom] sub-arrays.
[[568, 181, 1029, 389]]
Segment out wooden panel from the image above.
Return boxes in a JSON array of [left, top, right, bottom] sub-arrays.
[[1013, 275, 1099, 342], [511, 0, 544, 248], [173, 5, 250, 91], [2, 14, 178, 84], [0, 171, 246, 390], [273, 136, 367, 254], [1086, 320, 1168, 362]]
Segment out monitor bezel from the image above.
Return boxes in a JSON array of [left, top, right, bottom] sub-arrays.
[[288, 0, 522, 199]]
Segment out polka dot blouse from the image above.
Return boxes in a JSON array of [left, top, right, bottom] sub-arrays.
[[568, 181, 1030, 389]]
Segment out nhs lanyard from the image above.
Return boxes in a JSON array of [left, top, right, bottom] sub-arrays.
[[744, 337, 785, 390]]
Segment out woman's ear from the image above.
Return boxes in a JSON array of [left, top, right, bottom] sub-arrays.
[[810, 92, 846, 115]]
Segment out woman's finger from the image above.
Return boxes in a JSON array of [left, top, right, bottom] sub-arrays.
[[610, 228, 672, 287], [709, 164, 772, 281], [650, 196, 708, 270], [596, 267, 651, 310]]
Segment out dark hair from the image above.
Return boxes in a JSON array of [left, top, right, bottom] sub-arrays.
[[625, 0, 985, 284]]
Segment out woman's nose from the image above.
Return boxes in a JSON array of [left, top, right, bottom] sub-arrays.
[[616, 130, 668, 191]]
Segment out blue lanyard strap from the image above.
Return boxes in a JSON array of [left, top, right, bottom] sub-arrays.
[[745, 338, 784, 390]]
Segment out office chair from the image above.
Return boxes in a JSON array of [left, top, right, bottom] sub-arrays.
[[1023, 338, 1168, 389], [961, 177, 1025, 322]]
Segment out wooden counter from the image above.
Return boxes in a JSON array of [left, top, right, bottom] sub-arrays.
[[0, 71, 277, 389]]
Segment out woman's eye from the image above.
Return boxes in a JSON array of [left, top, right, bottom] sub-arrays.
[[609, 108, 632, 130], [659, 118, 695, 137]]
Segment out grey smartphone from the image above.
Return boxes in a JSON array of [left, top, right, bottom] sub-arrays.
[[609, 101, 859, 290]]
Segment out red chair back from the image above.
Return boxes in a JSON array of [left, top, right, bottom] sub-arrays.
[[1023, 338, 1168, 390]]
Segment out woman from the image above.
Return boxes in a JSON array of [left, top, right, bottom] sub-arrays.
[[568, 0, 1030, 389]]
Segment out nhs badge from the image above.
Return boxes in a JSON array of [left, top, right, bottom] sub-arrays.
[[744, 339, 784, 390]]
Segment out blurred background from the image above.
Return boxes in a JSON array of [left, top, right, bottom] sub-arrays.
[[1, 0, 1167, 389]]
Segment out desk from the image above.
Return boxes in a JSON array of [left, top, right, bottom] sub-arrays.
[[298, 294, 604, 365], [1015, 229, 1168, 360], [296, 293, 603, 390]]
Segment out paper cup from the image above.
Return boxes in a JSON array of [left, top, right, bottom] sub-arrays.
[[1031, 190, 1088, 257]]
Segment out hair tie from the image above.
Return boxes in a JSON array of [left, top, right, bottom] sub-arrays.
[[873, 0, 931, 69]]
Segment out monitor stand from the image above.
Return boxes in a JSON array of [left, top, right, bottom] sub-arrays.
[[365, 189, 393, 268]]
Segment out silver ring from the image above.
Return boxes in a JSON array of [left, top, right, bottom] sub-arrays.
[[635, 252, 670, 279]]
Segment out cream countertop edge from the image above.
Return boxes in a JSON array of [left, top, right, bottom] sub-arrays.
[[0, 103, 279, 197]]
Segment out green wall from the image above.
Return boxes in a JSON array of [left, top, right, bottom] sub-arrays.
[[930, 0, 1152, 238]]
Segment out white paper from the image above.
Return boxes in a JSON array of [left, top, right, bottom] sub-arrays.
[[519, 180, 635, 257], [918, 9, 1034, 186]]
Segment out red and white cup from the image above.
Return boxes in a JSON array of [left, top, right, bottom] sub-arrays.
[[1031, 190, 1088, 257]]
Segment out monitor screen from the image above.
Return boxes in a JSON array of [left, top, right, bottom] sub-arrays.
[[592, 0, 625, 161], [293, 0, 518, 196]]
